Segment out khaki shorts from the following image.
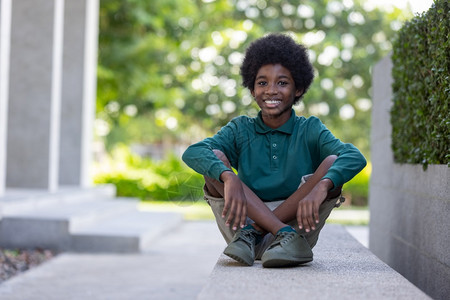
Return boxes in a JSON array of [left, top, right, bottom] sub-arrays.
[[204, 174, 345, 259]]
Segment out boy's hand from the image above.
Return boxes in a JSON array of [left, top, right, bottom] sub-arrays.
[[220, 171, 247, 230], [297, 179, 333, 233]]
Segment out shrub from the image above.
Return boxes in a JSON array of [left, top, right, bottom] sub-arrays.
[[93, 145, 204, 202], [391, 0, 449, 169], [342, 162, 371, 206]]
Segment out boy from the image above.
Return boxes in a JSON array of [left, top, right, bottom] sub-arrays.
[[182, 33, 366, 268]]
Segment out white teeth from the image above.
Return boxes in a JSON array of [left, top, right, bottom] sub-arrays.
[[265, 100, 281, 104]]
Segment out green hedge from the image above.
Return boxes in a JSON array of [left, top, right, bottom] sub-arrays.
[[391, 0, 449, 169]]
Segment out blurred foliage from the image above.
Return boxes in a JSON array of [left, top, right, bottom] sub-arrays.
[[94, 145, 204, 201], [96, 1, 413, 204], [95, 145, 370, 205], [97, 0, 413, 158], [343, 161, 371, 206], [391, 0, 449, 169]]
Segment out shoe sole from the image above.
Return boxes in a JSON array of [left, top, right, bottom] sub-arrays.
[[223, 249, 254, 266], [262, 256, 313, 268]]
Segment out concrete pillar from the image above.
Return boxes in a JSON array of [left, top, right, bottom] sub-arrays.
[[369, 54, 394, 260], [0, 0, 11, 196], [6, 0, 64, 191], [59, 0, 98, 187]]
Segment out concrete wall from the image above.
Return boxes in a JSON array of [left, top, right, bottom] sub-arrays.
[[370, 55, 450, 300]]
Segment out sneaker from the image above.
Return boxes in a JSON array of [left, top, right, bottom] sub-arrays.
[[261, 230, 313, 268], [223, 226, 260, 266]]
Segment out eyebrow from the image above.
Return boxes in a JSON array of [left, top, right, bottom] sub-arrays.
[[255, 74, 291, 80]]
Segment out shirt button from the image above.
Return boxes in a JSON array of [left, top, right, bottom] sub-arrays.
[[272, 143, 277, 148], [273, 155, 277, 160]]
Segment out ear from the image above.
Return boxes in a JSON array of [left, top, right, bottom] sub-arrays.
[[295, 88, 304, 98], [251, 90, 255, 98]]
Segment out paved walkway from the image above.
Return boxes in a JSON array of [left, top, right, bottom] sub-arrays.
[[0, 221, 225, 300], [0, 220, 373, 300]]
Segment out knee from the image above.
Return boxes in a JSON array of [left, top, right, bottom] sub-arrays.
[[212, 149, 232, 169]]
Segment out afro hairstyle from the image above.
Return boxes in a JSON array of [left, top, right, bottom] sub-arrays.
[[240, 33, 314, 104]]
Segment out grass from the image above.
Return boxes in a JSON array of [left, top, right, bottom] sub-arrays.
[[139, 200, 369, 226], [327, 204, 370, 226], [139, 200, 214, 221]]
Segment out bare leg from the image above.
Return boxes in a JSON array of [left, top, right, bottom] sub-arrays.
[[237, 155, 339, 233], [271, 155, 339, 223], [204, 150, 286, 235]]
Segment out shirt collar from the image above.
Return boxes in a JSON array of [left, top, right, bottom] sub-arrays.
[[255, 109, 296, 135]]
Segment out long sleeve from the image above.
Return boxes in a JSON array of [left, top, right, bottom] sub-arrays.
[[182, 118, 241, 181], [308, 117, 367, 188]]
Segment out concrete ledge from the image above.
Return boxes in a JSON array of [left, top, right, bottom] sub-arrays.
[[0, 187, 183, 253], [0, 184, 116, 214], [197, 225, 430, 300], [71, 211, 184, 253]]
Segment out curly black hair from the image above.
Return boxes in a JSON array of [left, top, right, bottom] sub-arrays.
[[240, 33, 314, 104]]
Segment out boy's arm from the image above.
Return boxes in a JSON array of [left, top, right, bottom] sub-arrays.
[[182, 120, 247, 229], [182, 140, 232, 179], [296, 178, 334, 232], [296, 118, 367, 232], [314, 118, 367, 189], [182, 121, 239, 180], [289, 155, 338, 233], [220, 170, 247, 230]]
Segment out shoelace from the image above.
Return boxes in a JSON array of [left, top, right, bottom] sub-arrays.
[[237, 229, 257, 246], [269, 231, 296, 249]]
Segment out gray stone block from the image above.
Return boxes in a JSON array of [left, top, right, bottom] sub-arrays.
[[4, 197, 138, 229], [390, 235, 450, 300], [370, 165, 450, 300], [0, 198, 183, 253], [0, 196, 133, 251], [369, 140, 394, 187], [0, 184, 115, 214], [71, 211, 183, 253], [0, 187, 184, 253], [0, 217, 70, 250]]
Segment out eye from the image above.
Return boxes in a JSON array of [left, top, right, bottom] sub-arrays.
[[278, 81, 288, 86], [257, 81, 267, 86]]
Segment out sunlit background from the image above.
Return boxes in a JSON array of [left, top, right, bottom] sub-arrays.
[[370, 0, 433, 13], [93, 0, 435, 206]]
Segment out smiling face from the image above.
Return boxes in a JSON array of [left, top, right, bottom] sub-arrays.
[[251, 64, 303, 128]]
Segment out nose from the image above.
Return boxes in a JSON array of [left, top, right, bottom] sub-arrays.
[[264, 82, 278, 95]]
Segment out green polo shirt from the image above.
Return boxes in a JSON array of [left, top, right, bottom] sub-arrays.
[[182, 109, 366, 202]]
